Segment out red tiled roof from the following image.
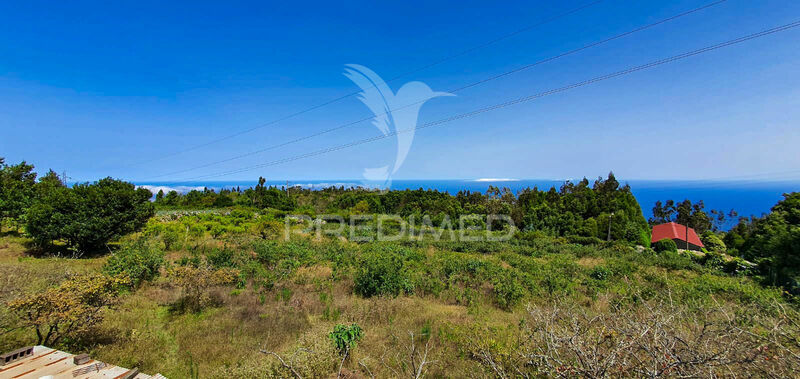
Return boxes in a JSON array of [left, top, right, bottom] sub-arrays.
[[651, 222, 704, 247]]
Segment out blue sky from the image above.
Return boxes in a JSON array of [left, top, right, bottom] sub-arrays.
[[1, 0, 799, 183]]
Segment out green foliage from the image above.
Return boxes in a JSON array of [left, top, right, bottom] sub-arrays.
[[652, 249, 698, 271], [103, 240, 165, 287], [25, 177, 154, 254], [162, 223, 184, 250], [255, 217, 283, 239], [328, 323, 364, 355], [518, 174, 649, 244], [650, 199, 715, 233], [210, 224, 227, 239], [701, 231, 726, 252], [277, 287, 292, 303], [653, 238, 677, 253], [206, 247, 235, 268], [492, 271, 526, 310], [0, 159, 37, 225], [699, 251, 727, 272], [739, 193, 800, 292], [590, 265, 613, 281], [723, 257, 753, 276], [354, 247, 414, 297], [566, 235, 604, 246]]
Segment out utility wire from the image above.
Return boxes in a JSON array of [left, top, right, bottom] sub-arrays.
[[122, 0, 606, 168], [162, 19, 800, 183], [148, 0, 727, 179]]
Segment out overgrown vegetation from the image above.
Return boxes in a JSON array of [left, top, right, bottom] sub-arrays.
[[7, 274, 126, 346], [1, 157, 799, 377]]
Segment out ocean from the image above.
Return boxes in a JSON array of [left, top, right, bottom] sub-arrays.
[[135, 179, 800, 230]]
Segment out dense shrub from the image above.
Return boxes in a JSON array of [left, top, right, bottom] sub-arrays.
[[206, 247, 235, 268], [701, 231, 726, 252], [161, 223, 184, 250], [699, 251, 727, 272], [653, 250, 699, 271], [492, 271, 526, 310], [103, 241, 165, 287], [653, 238, 678, 253], [0, 159, 37, 225], [354, 249, 412, 297]]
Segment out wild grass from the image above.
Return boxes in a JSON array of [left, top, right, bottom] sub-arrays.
[[1, 217, 797, 377]]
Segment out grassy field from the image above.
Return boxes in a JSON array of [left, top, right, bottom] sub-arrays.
[[1, 214, 799, 377]]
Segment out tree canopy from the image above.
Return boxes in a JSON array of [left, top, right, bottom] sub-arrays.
[[25, 177, 154, 254], [0, 158, 37, 225]]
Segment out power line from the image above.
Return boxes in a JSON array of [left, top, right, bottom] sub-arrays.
[[148, 0, 728, 179], [161, 19, 800, 183], [121, 0, 606, 168]]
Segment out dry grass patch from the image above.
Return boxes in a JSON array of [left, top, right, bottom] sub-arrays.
[[576, 256, 605, 268]]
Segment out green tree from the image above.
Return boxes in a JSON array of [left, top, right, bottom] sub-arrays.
[[164, 190, 179, 206], [743, 193, 800, 291], [34, 170, 65, 199], [25, 178, 154, 254], [0, 159, 37, 226], [651, 199, 712, 234]]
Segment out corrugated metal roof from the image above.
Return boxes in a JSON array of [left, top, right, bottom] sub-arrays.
[[0, 346, 162, 379], [651, 222, 704, 247]]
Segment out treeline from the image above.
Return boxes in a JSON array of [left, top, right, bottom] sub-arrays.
[[650, 199, 737, 233], [649, 195, 800, 294], [724, 193, 800, 291], [154, 177, 294, 210], [156, 172, 651, 246], [0, 158, 154, 254]]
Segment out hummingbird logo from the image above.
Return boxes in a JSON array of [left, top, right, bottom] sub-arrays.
[[344, 64, 453, 189]]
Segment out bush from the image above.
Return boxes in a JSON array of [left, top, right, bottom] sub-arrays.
[[328, 323, 364, 355], [7, 274, 126, 346], [210, 224, 227, 239], [354, 250, 412, 297], [701, 231, 726, 252], [723, 257, 754, 276], [253, 240, 281, 265], [103, 240, 165, 287], [700, 251, 727, 271], [255, 217, 283, 239], [162, 223, 184, 250], [492, 272, 526, 310], [206, 247, 235, 268], [653, 239, 678, 253], [166, 265, 239, 313]]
